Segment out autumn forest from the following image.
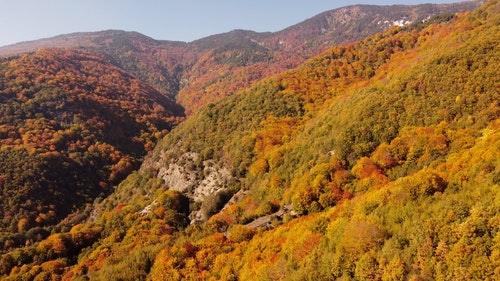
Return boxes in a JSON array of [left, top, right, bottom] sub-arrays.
[[0, 0, 498, 280]]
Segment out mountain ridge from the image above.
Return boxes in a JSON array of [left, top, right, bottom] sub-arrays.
[[0, 1, 485, 114], [0, 1, 485, 53]]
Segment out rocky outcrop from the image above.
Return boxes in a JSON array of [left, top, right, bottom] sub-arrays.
[[141, 149, 234, 222]]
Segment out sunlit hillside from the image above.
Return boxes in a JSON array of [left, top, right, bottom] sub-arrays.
[[0, 0, 497, 280]]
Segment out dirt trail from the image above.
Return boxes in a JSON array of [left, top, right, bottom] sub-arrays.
[[245, 204, 294, 229]]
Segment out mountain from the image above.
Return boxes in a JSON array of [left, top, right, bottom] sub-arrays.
[[0, 0, 497, 280], [0, 1, 484, 114], [82, 1, 497, 279], [63, 1, 497, 279], [1, 2, 479, 244]]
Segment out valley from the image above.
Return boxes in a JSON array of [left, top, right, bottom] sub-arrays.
[[0, 0, 498, 280]]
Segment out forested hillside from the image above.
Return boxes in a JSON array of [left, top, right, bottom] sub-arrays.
[[0, 0, 498, 280], [0, 48, 183, 254], [130, 2, 500, 279]]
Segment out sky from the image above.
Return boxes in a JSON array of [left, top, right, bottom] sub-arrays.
[[0, 0, 466, 47]]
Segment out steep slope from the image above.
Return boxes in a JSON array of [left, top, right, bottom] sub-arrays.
[[0, 48, 183, 248], [136, 0, 499, 224], [0, 2, 483, 115], [4, 1, 493, 280], [0, 1, 496, 280], [135, 1, 499, 279]]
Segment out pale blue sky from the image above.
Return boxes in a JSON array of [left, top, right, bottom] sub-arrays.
[[0, 0, 465, 47]]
